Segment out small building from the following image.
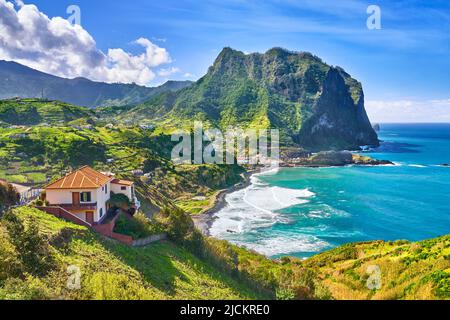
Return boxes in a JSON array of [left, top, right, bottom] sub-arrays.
[[139, 124, 154, 130], [45, 166, 138, 224], [9, 133, 28, 139], [131, 169, 144, 177]]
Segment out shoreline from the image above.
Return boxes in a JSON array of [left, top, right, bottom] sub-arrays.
[[191, 158, 394, 236], [191, 169, 257, 236]]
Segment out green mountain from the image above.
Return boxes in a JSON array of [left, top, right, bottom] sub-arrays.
[[124, 47, 379, 150], [0, 99, 94, 126], [0, 60, 192, 108]]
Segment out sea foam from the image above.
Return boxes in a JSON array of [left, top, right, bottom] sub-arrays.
[[210, 174, 319, 254], [235, 234, 330, 257]]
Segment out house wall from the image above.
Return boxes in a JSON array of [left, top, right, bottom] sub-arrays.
[[72, 210, 87, 222], [46, 183, 111, 223], [96, 182, 111, 222], [46, 189, 72, 204], [111, 183, 133, 201]]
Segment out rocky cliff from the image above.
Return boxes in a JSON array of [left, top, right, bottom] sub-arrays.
[[124, 47, 379, 151]]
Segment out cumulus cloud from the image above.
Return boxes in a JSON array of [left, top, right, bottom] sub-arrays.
[[366, 99, 450, 123], [0, 0, 176, 85], [157, 66, 180, 77]]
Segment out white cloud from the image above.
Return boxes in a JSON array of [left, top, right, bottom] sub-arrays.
[[152, 37, 167, 43], [366, 99, 450, 123], [157, 66, 180, 77], [0, 0, 176, 86]]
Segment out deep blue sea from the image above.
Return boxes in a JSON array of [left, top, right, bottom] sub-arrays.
[[210, 124, 450, 259]]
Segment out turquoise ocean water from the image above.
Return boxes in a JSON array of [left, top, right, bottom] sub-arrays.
[[210, 124, 450, 259]]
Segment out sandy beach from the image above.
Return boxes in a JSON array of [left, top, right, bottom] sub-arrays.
[[191, 169, 256, 236]]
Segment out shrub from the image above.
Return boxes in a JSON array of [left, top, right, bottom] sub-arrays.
[[158, 207, 197, 245], [0, 182, 20, 214], [0, 277, 50, 300], [109, 193, 131, 209], [3, 212, 53, 277], [113, 213, 163, 240], [0, 225, 22, 281]]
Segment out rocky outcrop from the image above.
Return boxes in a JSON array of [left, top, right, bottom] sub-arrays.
[[126, 47, 380, 151], [298, 68, 379, 150], [284, 151, 393, 167]]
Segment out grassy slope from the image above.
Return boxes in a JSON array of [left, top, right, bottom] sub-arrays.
[[0, 207, 264, 300], [0, 99, 94, 125], [3, 208, 450, 300], [305, 238, 450, 300]]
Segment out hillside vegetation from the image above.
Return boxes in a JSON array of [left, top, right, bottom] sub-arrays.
[[0, 207, 263, 300], [1, 207, 449, 300], [0, 119, 244, 214], [0, 99, 94, 126]]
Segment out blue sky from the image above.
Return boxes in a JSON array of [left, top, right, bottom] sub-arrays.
[[2, 0, 450, 122]]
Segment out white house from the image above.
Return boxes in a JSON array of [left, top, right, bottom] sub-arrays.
[[45, 166, 138, 224]]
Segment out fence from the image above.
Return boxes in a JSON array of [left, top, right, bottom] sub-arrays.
[[34, 206, 167, 247], [19, 188, 42, 205], [133, 234, 167, 247]]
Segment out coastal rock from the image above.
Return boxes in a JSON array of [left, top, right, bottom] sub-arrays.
[[373, 123, 381, 132], [286, 151, 393, 167], [351, 154, 394, 166]]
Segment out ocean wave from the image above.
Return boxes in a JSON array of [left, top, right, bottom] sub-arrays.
[[408, 164, 427, 168], [235, 235, 330, 256], [210, 176, 315, 237], [303, 204, 350, 219]]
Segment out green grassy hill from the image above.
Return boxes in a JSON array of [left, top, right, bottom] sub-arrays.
[[0, 207, 264, 300], [0, 121, 244, 216], [304, 238, 450, 300], [0, 99, 94, 126], [1, 207, 449, 300]]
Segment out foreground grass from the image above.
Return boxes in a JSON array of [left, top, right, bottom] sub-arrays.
[[0, 207, 264, 300], [304, 238, 450, 300], [1, 207, 449, 300]]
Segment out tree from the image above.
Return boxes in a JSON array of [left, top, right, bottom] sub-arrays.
[[0, 182, 20, 215], [3, 212, 53, 277]]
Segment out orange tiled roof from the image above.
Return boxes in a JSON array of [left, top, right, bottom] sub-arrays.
[[111, 178, 134, 186], [46, 166, 112, 190]]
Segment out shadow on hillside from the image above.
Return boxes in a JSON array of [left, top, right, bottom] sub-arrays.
[[101, 240, 187, 296], [100, 240, 258, 298]]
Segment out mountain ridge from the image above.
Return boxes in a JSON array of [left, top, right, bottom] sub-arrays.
[[0, 60, 193, 108]]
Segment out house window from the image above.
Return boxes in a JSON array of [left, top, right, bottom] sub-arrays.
[[80, 192, 92, 203], [100, 208, 103, 218], [105, 184, 108, 194], [121, 186, 127, 191]]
